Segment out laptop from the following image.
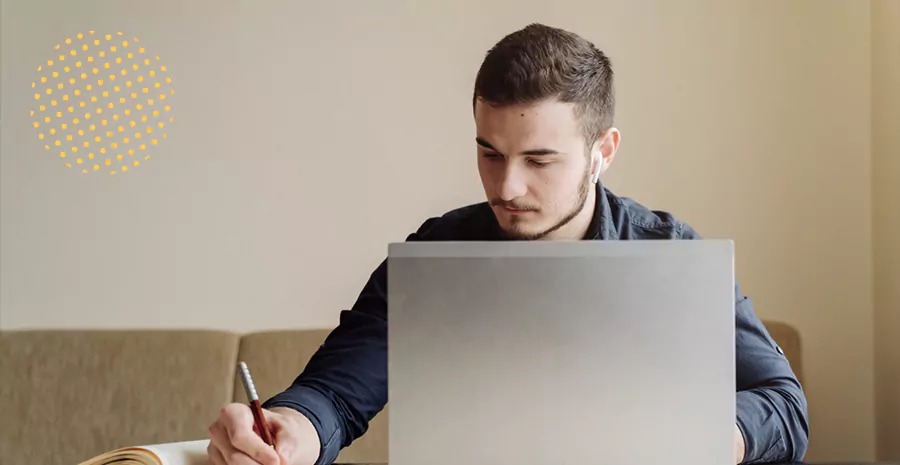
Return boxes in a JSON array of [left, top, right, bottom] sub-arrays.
[[386, 240, 735, 465]]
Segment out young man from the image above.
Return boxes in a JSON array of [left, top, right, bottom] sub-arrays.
[[207, 23, 809, 465]]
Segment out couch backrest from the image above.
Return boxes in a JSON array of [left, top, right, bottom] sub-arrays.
[[0, 320, 801, 465], [762, 320, 804, 385], [0, 330, 240, 465]]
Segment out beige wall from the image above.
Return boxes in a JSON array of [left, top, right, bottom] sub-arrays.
[[873, 0, 900, 461], [0, 0, 883, 461]]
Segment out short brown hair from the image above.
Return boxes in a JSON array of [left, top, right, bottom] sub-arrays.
[[473, 23, 615, 146]]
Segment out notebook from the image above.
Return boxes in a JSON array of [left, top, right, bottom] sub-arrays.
[[77, 439, 210, 465]]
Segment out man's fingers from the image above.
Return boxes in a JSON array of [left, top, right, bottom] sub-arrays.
[[218, 404, 279, 465], [207, 440, 226, 465], [208, 422, 241, 464], [209, 421, 264, 465], [228, 430, 279, 465], [207, 422, 233, 458], [219, 403, 255, 436]]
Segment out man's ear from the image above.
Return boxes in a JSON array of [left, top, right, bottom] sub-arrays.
[[590, 127, 621, 182]]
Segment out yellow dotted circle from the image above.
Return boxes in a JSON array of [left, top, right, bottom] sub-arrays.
[[30, 31, 173, 175]]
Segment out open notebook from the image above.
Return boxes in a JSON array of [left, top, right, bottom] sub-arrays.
[[77, 439, 210, 465]]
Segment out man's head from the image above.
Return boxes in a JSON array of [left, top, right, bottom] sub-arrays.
[[473, 23, 620, 240]]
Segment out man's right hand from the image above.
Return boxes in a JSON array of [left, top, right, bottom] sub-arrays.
[[208, 403, 321, 465]]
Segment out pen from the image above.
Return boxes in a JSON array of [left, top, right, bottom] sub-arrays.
[[238, 361, 275, 447]]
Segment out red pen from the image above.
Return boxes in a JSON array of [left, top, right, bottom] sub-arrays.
[[238, 361, 275, 446]]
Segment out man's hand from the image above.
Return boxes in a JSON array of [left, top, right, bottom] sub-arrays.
[[735, 423, 746, 464], [208, 403, 321, 465]]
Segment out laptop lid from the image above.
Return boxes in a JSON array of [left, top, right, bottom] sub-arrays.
[[387, 240, 735, 465]]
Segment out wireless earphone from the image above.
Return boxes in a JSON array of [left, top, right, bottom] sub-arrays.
[[591, 157, 602, 183], [590, 126, 618, 183]]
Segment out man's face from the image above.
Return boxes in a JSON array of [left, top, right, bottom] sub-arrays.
[[475, 98, 594, 240]]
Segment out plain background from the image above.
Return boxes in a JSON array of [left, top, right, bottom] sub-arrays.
[[872, 0, 899, 460], [1, 0, 897, 462]]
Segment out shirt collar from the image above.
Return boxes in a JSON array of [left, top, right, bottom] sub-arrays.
[[585, 180, 618, 240]]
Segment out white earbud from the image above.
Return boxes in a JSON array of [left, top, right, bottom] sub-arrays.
[[591, 157, 602, 183]]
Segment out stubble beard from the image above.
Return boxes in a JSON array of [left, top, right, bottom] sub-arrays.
[[498, 168, 591, 241]]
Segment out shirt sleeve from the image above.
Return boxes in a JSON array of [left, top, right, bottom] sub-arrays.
[[262, 259, 389, 465], [733, 285, 810, 463], [262, 219, 441, 465], [679, 223, 810, 463]]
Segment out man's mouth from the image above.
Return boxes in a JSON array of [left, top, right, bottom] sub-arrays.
[[499, 205, 536, 214], [490, 199, 538, 214]]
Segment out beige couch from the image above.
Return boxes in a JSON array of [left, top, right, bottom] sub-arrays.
[[0, 322, 802, 465]]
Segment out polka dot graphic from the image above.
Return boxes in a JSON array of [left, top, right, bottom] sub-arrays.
[[30, 31, 174, 175]]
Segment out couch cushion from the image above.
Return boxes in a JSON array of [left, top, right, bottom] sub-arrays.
[[761, 320, 804, 384], [0, 330, 239, 465], [235, 330, 388, 464]]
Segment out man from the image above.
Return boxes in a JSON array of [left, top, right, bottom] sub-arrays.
[[207, 23, 809, 465]]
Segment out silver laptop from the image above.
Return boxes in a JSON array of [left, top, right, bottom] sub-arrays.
[[387, 240, 735, 465]]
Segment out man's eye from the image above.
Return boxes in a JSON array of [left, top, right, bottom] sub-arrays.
[[528, 159, 549, 168], [482, 152, 502, 159]]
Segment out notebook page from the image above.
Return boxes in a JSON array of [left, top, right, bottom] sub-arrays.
[[141, 439, 211, 465]]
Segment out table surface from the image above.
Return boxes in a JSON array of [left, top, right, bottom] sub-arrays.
[[335, 463, 899, 465]]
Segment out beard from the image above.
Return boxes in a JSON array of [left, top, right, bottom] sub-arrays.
[[492, 167, 591, 241]]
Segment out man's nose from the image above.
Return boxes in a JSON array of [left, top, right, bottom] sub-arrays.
[[498, 164, 527, 201]]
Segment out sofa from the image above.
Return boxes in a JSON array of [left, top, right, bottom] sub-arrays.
[[0, 321, 802, 465]]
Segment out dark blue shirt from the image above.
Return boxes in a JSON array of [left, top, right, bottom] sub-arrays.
[[263, 183, 810, 464]]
